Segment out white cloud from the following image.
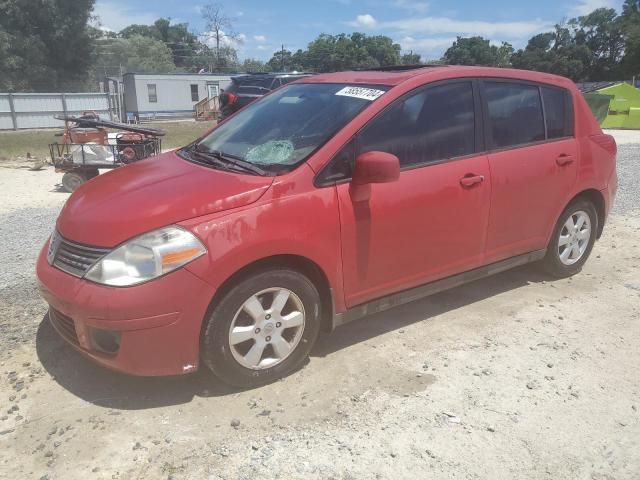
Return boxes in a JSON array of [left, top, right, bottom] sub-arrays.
[[569, 0, 617, 16], [393, 0, 429, 13], [93, 1, 159, 31], [257, 45, 268, 51], [348, 14, 378, 28], [398, 36, 456, 59], [253, 35, 267, 43], [381, 16, 550, 40], [400, 36, 456, 51]]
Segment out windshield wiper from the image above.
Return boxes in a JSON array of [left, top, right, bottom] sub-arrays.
[[193, 144, 267, 176]]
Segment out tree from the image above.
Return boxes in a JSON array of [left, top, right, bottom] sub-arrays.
[[442, 37, 514, 67], [287, 33, 401, 72], [401, 52, 422, 65], [241, 58, 268, 72], [621, 0, 640, 76], [267, 48, 307, 71], [120, 18, 203, 70], [511, 25, 592, 80], [570, 8, 624, 80], [200, 3, 241, 71], [0, 0, 96, 91], [93, 35, 176, 76]]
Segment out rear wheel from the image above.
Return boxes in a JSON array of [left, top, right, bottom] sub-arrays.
[[201, 269, 321, 388], [61, 172, 86, 192], [541, 198, 598, 278]]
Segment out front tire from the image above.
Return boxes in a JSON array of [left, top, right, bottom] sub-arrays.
[[201, 269, 321, 388], [541, 198, 598, 278]]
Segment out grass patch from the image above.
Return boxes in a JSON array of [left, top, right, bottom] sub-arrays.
[[0, 120, 215, 161]]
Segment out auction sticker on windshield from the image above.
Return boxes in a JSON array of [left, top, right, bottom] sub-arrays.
[[335, 86, 386, 101]]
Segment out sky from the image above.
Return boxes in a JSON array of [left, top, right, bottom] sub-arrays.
[[93, 0, 625, 61]]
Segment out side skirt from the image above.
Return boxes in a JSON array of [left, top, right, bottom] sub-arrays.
[[331, 249, 546, 329]]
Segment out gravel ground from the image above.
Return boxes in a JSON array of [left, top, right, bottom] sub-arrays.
[[0, 131, 638, 479], [613, 142, 640, 215]]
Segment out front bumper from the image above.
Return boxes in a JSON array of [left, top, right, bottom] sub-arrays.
[[36, 242, 215, 376]]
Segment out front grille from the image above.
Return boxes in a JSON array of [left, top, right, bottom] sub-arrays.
[[51, 233, 111, 277], [49, 308, 79, 346]]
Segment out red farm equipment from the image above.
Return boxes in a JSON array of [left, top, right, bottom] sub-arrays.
[[49, 111, 166, 192]]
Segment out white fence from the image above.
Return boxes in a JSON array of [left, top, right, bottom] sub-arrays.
[[0, 92, 113, 130]]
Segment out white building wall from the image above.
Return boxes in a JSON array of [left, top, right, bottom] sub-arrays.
[[126, 74, 233, 115]]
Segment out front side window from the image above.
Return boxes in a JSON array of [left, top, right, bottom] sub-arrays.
[[358, 81, 476, 168], [190, 84, 199, 102], [194, 83, 388, 174], [147, 84, 157, 103], [484, 82, 544, 149]]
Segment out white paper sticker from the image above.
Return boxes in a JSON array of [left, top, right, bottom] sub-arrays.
[[335, 86, 386, 101]]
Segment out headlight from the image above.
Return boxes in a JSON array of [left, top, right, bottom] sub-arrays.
[[85, 226, 206, 286]]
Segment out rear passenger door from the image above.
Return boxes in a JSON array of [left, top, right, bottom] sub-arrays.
[[481, 80, 577, 263]]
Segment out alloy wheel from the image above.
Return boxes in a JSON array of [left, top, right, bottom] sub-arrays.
[[228, 288, 306, 370], [557, 210, 591, 266]]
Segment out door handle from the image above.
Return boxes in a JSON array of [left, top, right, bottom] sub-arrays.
[[460, 174, 484, 187], [556, 154, 574, 166]]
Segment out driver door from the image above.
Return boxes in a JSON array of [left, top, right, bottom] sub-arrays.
[[336, 80, 492, 307]]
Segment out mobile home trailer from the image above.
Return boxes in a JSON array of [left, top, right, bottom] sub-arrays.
[[122, 73, 234, 121]]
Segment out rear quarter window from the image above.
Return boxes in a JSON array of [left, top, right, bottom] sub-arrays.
[[541, 86, 574, 139]]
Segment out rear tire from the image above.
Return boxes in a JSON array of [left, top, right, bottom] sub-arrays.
[[61, 172, 86, 192], [201, 269, 322, 388], [541, 198, 598, 278]]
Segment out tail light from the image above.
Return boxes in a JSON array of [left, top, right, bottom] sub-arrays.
[[590, 133, 617, 156], [224, 92, 238, 105]]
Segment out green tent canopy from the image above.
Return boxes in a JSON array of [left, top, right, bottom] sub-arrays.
[[583, 93, 614, 125], [596, 82, 640, 129]]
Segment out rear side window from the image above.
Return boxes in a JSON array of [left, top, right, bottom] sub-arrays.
[[484, 82, 544, 149], [542, 86, 573, 138], [359, 81, 476, 168], [279, 76, 303, 86], [235, 76, 276, 95]]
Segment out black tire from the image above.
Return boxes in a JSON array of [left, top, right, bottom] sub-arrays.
[[541, 198, 598, 278], [84, 168, 99, 179], [201, 269, 322, 388], [61, 171, 86, 192]]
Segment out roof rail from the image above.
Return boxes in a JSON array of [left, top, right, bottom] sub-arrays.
[[356, 64, 445, 72]]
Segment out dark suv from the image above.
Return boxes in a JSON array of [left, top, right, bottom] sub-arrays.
[[219, 72, 314, 119]]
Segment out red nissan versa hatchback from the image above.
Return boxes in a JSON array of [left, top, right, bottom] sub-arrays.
[[37, 66, 617, 387]]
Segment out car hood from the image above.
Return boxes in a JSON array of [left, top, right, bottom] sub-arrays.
[[57, 151, 274, 247]]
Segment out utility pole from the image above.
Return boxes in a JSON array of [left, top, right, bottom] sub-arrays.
[[281, 44, 285, 72]]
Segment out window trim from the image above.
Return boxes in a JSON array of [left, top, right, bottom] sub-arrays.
[[315, 77, 576, 188], [479, 78, 575, 154], [315, 78, 483, 187]]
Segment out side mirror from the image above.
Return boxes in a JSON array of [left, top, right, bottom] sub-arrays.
[[352, 151, 400, 185]]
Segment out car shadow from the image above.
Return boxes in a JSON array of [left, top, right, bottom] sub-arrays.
[[313, 263, 548, 357], [35, 263, 548, 410]]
